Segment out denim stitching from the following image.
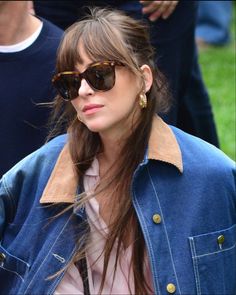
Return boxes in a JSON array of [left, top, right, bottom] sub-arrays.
[[52, 253, 66, 263], [189, 237, 201, 295], [24, 214, 73, 294], [132, 181, 161, 295], [190, 224, 236, 238], [194, 242, 236, 258], [0, 245, 30, 267], [147, 167, 182, 294], [48, 245, 78, 294]]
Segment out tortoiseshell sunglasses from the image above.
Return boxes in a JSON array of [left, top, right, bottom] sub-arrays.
[[52, 61, 124, 101]]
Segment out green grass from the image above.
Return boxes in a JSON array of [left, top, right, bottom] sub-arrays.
[[198, 6, 236, 161]]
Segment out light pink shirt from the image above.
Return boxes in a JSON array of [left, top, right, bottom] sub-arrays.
[[55, 158, 153, 294]]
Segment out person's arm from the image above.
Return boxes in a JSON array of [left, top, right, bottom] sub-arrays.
[[139, 0, 179, 21]]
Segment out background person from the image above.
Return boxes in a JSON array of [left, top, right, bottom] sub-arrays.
[[0, 8, 235, 295], [196, 0, 232, 48], [0, 1, 63, 177]]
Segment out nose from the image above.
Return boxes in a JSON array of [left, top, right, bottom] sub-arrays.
[[78, 78, 94, 97]]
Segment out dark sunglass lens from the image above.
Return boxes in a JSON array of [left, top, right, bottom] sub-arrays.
[[53, 74, 80, 100], [86, 64, 115, 91]]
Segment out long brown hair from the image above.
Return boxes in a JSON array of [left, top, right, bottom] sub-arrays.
[[49, 7, 170, 295]]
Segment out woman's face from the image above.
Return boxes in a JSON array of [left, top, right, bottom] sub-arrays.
[[70, 44, 142, 140]]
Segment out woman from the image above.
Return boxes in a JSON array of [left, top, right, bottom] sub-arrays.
[[0, 7, 235, 295]]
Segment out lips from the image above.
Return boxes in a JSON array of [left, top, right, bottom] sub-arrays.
[[82, 104, 104, 114]]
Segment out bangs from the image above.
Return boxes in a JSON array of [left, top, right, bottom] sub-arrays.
[[56, 18, 136, 73], [80, 21, 126, 62]]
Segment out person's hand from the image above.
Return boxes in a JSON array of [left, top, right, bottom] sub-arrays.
[[139, 1, 179, 21]]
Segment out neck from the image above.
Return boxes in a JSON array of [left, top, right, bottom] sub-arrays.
[[99, 134, 122, 167], [0, 1, 41, 45], [98, 115, 139, 170]]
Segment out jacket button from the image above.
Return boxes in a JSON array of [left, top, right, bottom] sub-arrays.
[[0, 252, 6, 263], [166, 283, 176, 293], [152, 214, 162, 224], [217, 235, 225, 245]]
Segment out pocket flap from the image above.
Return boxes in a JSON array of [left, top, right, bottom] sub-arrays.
[[189, 224, 236, 257], [0, 244, 30, 281]]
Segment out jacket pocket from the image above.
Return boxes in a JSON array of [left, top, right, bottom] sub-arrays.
[[189, 224, 236, 295], [0, 244, 30, 282]]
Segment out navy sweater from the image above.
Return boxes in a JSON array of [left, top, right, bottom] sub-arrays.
[[0, 18, 63, 176]]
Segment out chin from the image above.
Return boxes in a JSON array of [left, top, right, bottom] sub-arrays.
[[83, 118, 110, 133], [85, 123, 105, 133]]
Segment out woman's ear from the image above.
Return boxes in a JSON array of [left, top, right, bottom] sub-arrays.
[[140, 64, 153, 93]]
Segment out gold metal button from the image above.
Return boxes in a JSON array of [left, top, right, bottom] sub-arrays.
[[152, 214, 162, 224], [0, 252, 6, 262], [217, 235, 225, 245], [166, 283, 176, 293], [217, 235, 225, 249]]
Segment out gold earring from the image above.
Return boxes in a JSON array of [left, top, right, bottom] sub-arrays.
[[139, 92, 147, 109]]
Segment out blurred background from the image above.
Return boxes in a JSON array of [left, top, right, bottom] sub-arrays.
[[198, 2, 235, 160]]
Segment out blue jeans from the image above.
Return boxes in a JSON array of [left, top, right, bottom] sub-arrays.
[[196, 1, 232, 45]]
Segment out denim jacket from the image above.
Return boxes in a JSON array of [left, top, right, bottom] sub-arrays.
[[0, 116, 235, 295]]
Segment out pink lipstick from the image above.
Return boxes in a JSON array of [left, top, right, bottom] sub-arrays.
[[82, 104, 104, 115]]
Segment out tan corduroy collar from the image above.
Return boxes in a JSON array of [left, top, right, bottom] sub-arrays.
[[40, 115, 183, 204]]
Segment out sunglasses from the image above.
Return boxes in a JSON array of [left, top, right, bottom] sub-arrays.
[[52, 61, 124, 101]]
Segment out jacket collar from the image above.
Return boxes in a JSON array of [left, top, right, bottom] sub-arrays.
[[40, 115, 183, 204]]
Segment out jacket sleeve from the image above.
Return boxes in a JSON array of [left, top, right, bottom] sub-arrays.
[[0, 135, 67, 241], [0, 178, 16, 240], [0, 185, 5, 240]]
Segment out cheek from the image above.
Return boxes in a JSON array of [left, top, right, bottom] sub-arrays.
[[116, 70, 141, 98]]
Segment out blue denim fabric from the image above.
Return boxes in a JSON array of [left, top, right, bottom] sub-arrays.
[[196, 1, 232, 45], [0, 129, 235, 294]]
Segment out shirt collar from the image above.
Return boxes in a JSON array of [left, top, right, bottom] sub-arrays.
[[40, 115, 183, 204]]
